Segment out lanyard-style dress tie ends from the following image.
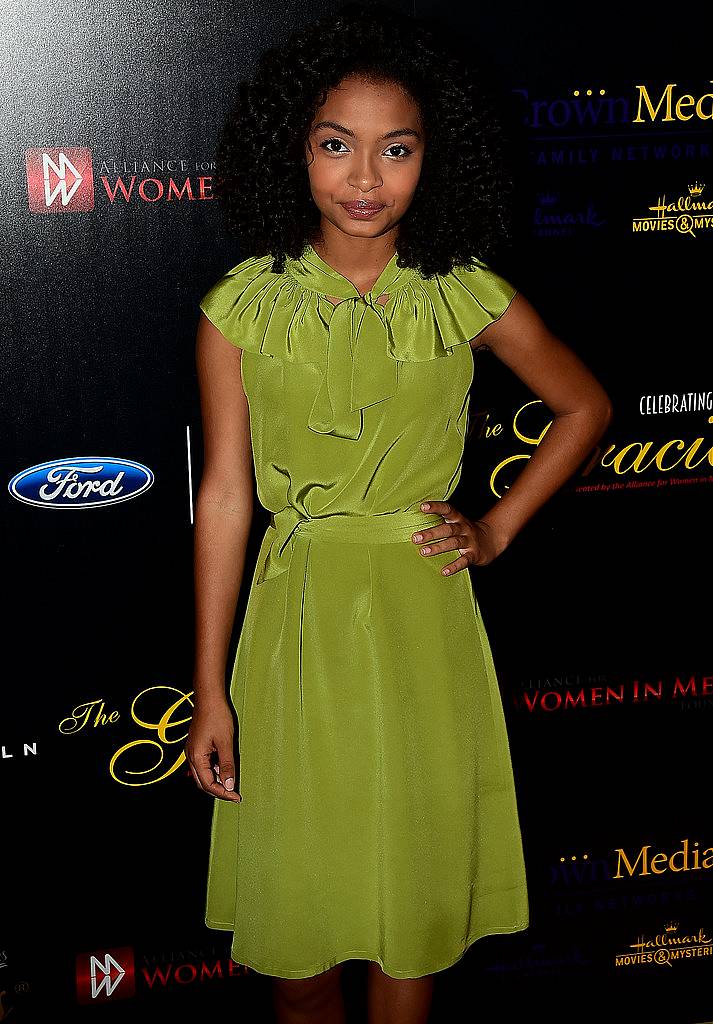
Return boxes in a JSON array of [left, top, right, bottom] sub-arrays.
[[307, 294, 397, 439], [288, 245, 411, 441]]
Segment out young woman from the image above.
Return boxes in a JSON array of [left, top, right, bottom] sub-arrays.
[[185, 3, 612, 1022]]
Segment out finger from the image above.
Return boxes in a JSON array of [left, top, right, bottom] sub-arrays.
[[195, 750, 242, 802], [198, 762, 242, 802], [201, 777, 243, 802], [210, 779, 242, 802], [415, 533, 466, 555], [187, 760, 202, 789], [419, 500, 460, 522], [215, 741, 240, 800], [411, 523, 457, 545], [194, 751, 216, 792], [440, 553, 470, 576]]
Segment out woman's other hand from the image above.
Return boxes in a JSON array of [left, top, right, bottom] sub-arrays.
[[185, 698, 242, 803]]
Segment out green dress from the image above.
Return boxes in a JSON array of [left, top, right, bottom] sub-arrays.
[[198, 243, 529, 979]]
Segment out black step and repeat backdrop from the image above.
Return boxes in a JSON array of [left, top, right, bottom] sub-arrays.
[[2, 1, 711, 1021]]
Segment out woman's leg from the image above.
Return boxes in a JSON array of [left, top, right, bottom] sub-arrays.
[[271, 963, 346, 1024], [366, 962, 435, 1024]]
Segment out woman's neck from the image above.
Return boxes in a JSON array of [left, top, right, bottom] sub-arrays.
[[308, 230, 397, 296]]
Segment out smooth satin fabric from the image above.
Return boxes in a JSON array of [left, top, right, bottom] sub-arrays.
[[199, 245, 529, 978]]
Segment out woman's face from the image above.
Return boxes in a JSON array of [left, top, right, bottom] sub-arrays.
[[304, 75, 425, 242]]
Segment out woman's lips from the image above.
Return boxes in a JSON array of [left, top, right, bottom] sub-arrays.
[[342, 201, 385, 219]]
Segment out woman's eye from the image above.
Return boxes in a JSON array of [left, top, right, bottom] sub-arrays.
[[320, 138, 349, 154], [385, 144, 413, 159]]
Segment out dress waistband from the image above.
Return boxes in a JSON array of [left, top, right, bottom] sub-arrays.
[[254, 508, 445, 585], [296, 509, 444, 542]]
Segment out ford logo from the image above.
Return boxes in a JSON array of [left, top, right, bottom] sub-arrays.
[[8, 457, 154, 508]]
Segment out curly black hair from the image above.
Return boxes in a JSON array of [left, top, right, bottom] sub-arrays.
[[212, 1, 514, 278]]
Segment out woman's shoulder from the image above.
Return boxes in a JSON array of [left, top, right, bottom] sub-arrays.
[[390, 256, 519, 357], [416, 256, 517, 309], [198, 253, 300, 352], [199, 253, 280, 309]]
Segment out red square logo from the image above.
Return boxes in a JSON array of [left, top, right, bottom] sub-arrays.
[[75, 946, 135, 1004], [26, 147, 94, 212]]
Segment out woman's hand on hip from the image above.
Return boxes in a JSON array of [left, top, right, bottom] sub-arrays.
[[412, 500, 507, 573]]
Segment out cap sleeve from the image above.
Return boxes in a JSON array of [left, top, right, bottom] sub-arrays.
[[385, 258, 518, 361], [448, 259, 518, 339], [199, 254, 302, 355]]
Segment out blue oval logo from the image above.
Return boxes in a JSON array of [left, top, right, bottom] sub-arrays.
[[8, 457, 154, 508]]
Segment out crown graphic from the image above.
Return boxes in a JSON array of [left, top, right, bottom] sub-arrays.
[[665, 922, 679, 932], [538, 192, 558, 205], [688, 182, 704, 195]]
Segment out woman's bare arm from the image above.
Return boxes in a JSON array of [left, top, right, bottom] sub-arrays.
[[185, 313, 253, 802], [471, 290, 613, 553], [193, 312, 255, 706]]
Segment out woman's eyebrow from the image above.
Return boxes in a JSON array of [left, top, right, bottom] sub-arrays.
[[310, 120, 422, 141]]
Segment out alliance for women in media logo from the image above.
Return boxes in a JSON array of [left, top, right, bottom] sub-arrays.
[[25, 147, 215, 213]]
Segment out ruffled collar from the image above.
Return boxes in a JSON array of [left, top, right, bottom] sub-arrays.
[[285, 244, 416, 303], [199, 245, 517, 441]]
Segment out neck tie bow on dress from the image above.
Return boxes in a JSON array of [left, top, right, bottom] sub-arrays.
[[286, 245, 411, 441]]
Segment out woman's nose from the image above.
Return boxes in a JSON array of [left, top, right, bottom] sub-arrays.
[[348, 154, 383, 191]]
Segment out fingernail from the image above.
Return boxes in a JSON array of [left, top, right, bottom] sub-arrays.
[[224, 777, 234, 791], [413, 533, 422, 542], [421, 503, 429, 510]]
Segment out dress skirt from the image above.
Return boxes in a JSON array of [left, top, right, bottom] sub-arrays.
[[204, 510, 530, 979]]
